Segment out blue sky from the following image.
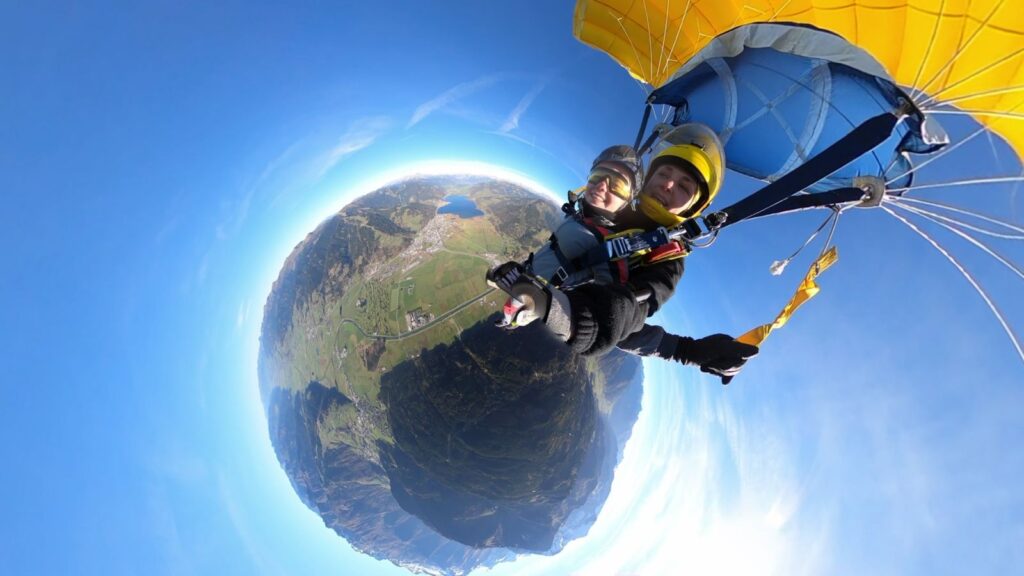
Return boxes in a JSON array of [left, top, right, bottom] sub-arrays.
[[2, 2, 1022, 575]]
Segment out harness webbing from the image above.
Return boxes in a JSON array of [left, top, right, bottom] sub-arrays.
[[716, 112, 900, 227], [734, 187, 866, 221], [634, 102, 653, 152]]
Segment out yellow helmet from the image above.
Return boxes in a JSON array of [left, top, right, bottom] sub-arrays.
[[643, 124, 725, 219]]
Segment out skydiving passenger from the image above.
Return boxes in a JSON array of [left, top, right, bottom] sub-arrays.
[[487, 136, 758, 383]]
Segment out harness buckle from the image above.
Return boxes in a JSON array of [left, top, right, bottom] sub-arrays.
[[553, 267, 569, 285]]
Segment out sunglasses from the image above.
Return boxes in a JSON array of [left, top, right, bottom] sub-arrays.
[[587, 166, 633, 200]]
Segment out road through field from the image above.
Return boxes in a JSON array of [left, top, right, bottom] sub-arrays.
[[339, 287, 497, 341]]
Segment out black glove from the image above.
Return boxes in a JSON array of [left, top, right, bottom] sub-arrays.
[[486, 261, 525, 293], [672, 334, 759, 385], [486, 263, 552, 329]]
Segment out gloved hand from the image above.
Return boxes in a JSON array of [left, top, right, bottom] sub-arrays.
[[491, 271, 552, 330], [672, 334, 759, 384], [486, 261, 526, 293]]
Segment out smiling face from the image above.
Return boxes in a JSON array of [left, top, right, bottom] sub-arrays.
[[583, 162, 633, 214], [641, 164, 700, 215]]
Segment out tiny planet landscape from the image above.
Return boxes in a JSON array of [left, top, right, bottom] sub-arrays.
[[260, 178, 645, 574], [4, 2, 1024, 576]]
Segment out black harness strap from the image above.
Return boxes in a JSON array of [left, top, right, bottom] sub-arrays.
[[717, 112, 900, 227], [634, 101, 654, 152], [738, 187, 866, 221], [546, 234, 576, 286]]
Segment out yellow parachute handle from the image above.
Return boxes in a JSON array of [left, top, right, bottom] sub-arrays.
[[737, 246, 839, 347]]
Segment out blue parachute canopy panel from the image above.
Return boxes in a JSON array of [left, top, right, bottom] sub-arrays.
[[650, 23, 931, 193]]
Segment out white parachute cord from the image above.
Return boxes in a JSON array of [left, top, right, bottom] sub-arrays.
[[886, 122, 989, 185], [613, 15, 653, 90], [917, 44, 1024, 110], [889, 203, 1024, 273], [888, 197, 1024, 239], [908, 0, 947, 105], [881, 204, 1024, 365], [923, 109, 1024, 122], [650, 0, 666, 84], [822, 205, 843, 252], [769, 0, 796, 22], [642, 0, 659, 89], [913, 0, 1009, 105], [987, 123, 1008, 181], [768, 209, 837, 276], [889, 176, 1024, 194], [920, 84, 1024, 109], [661, 102, 674, 125], [659, 0, 694, 83]]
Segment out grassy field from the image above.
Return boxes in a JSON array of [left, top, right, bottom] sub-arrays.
[[262, 182, 560, 452]]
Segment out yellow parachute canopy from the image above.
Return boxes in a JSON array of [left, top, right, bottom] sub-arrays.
[[573, 0, 1024, 158]]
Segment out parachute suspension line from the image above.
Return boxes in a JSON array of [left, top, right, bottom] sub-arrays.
[[659, 102, 673, 125], [912, 0, 1009, 105], [769, 0, 796, 22], [891, 202, 1024, 280], [888, 176, 1024, 194], [885, 122, 990, 185], [887, 197, 1024, 240], [641, 0, 656, 86], [916, 44, 1024, 110], [908, 0, 948, 105], [920, 85, 1024, 109], [881, 204, 1024, 365], [985, 128, 1008, 191], [882, 152, 906, 177], [659, 0, 695, 84], [822, 205, 843, 253], [612, 15, 653, 89], [647, 0, 665, 86], [923, 109, 1024, 122], [769, 208, 838, 276]]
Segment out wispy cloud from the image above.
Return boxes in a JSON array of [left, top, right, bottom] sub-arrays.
[[145, 483, 195, 575], [236, 299, 249, 330], [407, 74, 506, 128], [315, 116, 393, 178], [498, 81, 547, 134], [218, 471, 283, 575]]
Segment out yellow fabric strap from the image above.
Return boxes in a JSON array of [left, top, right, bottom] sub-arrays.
[[737, 246, 839, 346]]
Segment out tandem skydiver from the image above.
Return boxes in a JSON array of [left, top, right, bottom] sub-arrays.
[[487, 132, 758, 383]]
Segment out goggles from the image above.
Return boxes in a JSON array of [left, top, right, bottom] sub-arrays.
[[587, 166, 633, 200]]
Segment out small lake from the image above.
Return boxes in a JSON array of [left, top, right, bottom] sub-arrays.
[[437, 194, 484, 218]]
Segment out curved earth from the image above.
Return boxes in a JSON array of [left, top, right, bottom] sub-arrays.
[[258, 175, 645, 576]]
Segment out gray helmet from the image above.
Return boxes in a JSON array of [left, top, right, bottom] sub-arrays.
[[591, 145, 642, 194]]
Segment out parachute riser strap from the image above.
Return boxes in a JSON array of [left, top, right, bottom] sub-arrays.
[[636, 126, 662, 158], [712, 187, 867, 225], [717, 112, 902, 227], [633, 100, 654, 152]]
